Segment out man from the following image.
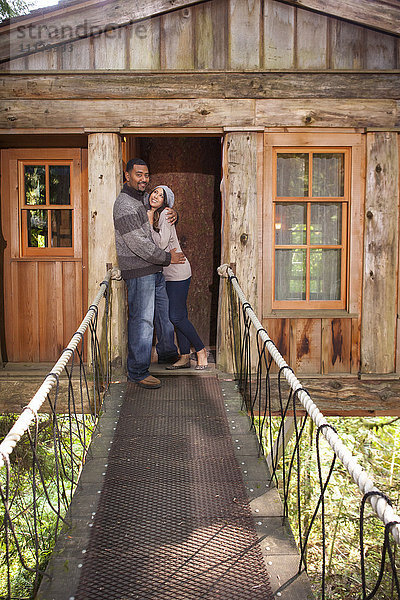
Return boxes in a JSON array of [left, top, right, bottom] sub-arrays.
[[113, 158, 185, 389]]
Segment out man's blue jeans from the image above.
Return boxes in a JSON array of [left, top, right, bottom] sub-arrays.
[[126, 272, 177, 382]]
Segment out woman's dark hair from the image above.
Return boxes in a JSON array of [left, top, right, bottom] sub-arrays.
[[152, 188, 167, 232]]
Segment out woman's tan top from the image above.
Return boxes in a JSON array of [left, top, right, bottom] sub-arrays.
[[151, 210, 192, 281]]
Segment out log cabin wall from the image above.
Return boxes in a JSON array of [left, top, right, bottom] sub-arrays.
[[0, 0, 399, 376], [2, 0, 399, 71]]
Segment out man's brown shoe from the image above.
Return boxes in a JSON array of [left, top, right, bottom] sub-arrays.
[[136, 375, 161, 389]]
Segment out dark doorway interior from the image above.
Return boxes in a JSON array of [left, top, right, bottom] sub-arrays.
[[139, 137, 222, 348]]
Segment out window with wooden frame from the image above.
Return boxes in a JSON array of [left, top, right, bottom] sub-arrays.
[[19, 160, 74, 257], [272, 148, 350, 309]]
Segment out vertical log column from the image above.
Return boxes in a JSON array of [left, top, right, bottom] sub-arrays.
[[217, 132, 259, 373], [361, 132, 399, 374], [88, 133, 126, 376]]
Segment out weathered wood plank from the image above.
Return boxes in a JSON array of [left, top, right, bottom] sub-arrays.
[[296, 7, 328, 69], [26, 48, 58, 70], [282, 0, 400, 36], [88, 133, 126, 375], [330, 19, 364, 69], [128, 17, 161, 70], [0, 0, 210, 63], [289, 318, 321, 374], [195, 0, 227, 69], [361, 132, 399, 374], [263, 0, 295, 69], [263, 318, 290, 374], [252, 376, 400, 416], [229, 0, 261, 69], [217, 132, 259, 373], [93, 29, 127, 69], [60, 37, 92, 69], [161, 7, 194, 69], [321, 318, 351, 374], [1, 72, 400, 100], [365, 29, 397, 69], [0, 98, 256, 129], [255, 99, 397, 128], [1, 97, 398, 130]]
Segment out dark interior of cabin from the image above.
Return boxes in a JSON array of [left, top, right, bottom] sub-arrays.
[[138, 136, 222, 350]]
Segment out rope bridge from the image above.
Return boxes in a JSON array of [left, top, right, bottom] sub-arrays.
[[218, 263, 400, 600], [0, 270, 113, 599]]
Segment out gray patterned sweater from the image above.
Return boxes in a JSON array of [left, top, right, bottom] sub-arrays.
[[113, 184, 171, 280]]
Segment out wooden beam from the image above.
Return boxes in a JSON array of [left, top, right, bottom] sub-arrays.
[[87, 133, 126, 376], [217, 132, 259, 373], [281, 0, 400, 37], [0, 98, 397, 130], [1, 71, 400, 100], [361, 132, 399, 374], [0, 0, 210, 63]]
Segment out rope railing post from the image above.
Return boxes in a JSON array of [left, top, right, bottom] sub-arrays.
[[218, 263, 400, 549]]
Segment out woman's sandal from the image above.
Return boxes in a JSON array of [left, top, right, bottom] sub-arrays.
[[195, 364, 209, 370], [166, 361, 191, 370]]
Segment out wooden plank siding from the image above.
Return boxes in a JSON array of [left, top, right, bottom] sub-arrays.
[[1, 0, 399, 70]]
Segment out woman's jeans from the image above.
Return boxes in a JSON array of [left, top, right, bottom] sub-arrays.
[[166, 277, 204, 355], [126, 272, 177, 382]]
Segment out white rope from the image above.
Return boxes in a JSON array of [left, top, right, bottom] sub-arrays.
[[218, 264, 400, 545], [0, 271, 112, 469]]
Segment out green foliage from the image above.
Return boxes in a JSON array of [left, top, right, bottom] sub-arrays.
[[0, 412, 95, 598], [258, 416, 400, 600], [0, 0, 32, 20]]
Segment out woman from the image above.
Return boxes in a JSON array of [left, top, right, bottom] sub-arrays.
[[147, 185, 208, 370]]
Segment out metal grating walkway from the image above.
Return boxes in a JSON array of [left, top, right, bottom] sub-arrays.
[[74, 376, 273, 599]]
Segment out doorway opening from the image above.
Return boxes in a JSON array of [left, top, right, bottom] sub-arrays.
[[127, 136, 222, 351]]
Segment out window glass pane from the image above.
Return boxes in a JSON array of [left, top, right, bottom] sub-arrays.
[[277, 153, 309, 197], [27, 209, 48, 247], [51, 210, 72, 247], [310, 203, 342, 245], [24, 166, 45, 205], [275, 203, 307, 245], [49, 165, 71, 205], [312, 153, 344, 197], [310, 249, 341, 300], [275, 249, 306, 300]]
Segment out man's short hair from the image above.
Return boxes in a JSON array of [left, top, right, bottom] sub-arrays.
[[126, 158, 148, 172]]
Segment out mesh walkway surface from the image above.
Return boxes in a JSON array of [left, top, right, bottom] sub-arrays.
[[74, 376, 273, 599]]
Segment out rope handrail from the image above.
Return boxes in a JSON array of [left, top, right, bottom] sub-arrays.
[[218, 263, 400, 547], [0, 269, 112, 469]]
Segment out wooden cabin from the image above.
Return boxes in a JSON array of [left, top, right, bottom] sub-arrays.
[[0, 0, 399, 377]]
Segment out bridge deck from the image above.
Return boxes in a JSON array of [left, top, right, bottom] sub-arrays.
[[37, 374, 312, 600]]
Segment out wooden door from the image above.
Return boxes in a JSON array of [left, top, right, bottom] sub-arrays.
[[1, 148, 87, 362]]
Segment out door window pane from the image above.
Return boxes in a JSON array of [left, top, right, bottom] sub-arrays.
[[277, 153, 309, 197], [275, 249, 306, 300], [310, 249, 341, 300], [27, 209, 48, 247], [24, 166, 45, 205], [275, 203, 307, 245], [312, 153, 344, 197], [51, 210, 72, 247], [50, 165, 71, 205], [310, 203, 342, 245]]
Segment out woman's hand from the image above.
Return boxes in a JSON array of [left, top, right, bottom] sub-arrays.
[[147, 209, 154, 225]]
